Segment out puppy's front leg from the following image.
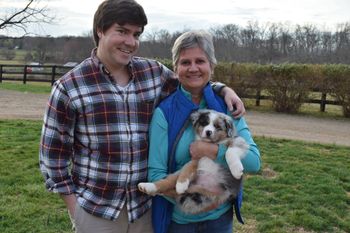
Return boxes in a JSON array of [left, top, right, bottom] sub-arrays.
[[225, 152, 243, 179], [138, 173, 179, 196], [176, 160, 198, 194], [226, 137, 249, 179]]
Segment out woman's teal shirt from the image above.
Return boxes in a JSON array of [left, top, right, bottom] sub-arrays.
[[148, 87, 261, 224]]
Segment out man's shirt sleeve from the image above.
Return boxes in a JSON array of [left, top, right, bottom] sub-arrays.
[[39, 81, 76, 194]]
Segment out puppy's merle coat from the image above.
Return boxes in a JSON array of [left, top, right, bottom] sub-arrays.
[[138, 109, 249, 214]]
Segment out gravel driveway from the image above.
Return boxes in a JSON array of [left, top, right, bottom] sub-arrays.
[[1, 89, 349, 147]]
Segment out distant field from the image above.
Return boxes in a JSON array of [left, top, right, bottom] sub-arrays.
[[0, 49, 26, 64]]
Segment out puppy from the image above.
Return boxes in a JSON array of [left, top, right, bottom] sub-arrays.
[[138, 109, 249, 214]]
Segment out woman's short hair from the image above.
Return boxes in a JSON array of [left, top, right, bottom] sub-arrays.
[[93, 0, 147, 46], [171, 30, 217, 71]]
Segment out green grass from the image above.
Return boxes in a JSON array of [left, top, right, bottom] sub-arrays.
[[0, 81, 52, 94], [0, 120, 72, 233], [0, 120, 349, 233], [237, 137, 350, 233]]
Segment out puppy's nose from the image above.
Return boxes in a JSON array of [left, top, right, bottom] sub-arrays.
[[205, 130, 212, 137]]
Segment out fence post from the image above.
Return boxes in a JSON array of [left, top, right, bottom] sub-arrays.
[[23, 65, 28, 84], [255, 90, 261, 106], [0, 65, 3, 83], [320, 92, 327, 112], [51, 66, 56, 86]]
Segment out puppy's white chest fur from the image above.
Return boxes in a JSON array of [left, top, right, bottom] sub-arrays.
[[197, 156, 220, 175]]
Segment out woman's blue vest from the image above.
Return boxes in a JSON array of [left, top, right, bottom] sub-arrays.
[[152, 83, 244, 233]]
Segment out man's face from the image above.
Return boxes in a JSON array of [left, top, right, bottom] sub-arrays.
[[97, 23, 143, 70]]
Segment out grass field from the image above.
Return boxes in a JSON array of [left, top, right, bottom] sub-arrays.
[[0, 120, 349, 233], [0, 120, 71, 233], [0, 81, 52, 94]]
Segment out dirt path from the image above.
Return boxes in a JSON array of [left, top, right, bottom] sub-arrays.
[[1, 89, 350, 147], [244, 111, 350, 147]]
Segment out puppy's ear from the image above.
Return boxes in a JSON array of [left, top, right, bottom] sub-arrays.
[[190, 111, 200, 126], [223, 116, 235, 137]]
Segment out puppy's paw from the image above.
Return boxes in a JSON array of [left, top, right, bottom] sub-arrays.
[[176, 179, 190, 194], [226, 148, 244, 179], [229, 162, 244, 179], [138, 183, 158, 196]]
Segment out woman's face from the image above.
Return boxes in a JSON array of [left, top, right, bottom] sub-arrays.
[[176, 46, 212, 95]]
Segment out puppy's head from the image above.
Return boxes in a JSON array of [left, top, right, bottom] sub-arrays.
[[190, 109, 234, 143]]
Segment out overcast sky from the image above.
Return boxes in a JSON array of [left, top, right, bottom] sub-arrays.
[[1, 0, 350, 37]]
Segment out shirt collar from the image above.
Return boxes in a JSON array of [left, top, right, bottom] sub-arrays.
[[90, 48, 135, 81], [180, 85, 206, 108]]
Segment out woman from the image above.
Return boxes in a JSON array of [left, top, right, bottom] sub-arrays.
[[147, 30, 261, 233]]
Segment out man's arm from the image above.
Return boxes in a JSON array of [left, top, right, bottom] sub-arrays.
[[222, 86, 245, 118], [212, 82, 246, 118], [61, 194, 77, 219], [39, 81, 77, 211]]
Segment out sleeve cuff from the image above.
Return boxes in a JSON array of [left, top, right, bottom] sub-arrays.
[[211, 82, 226, 95], [45, 178, 76, 195], [215, 144, 228, 164]]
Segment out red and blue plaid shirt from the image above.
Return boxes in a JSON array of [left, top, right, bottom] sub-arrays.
[[39, 50, 178, 222]]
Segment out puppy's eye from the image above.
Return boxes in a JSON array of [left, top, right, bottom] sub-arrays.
[[214, 123, 223, 131]]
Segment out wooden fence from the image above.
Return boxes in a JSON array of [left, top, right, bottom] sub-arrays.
[[241, 90, 339, 112], [0, 64, 341, 112], [0, 64, 74, 85]]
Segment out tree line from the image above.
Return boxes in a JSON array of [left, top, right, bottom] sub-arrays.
[[1, 22, 350, 64], [139, 22, 350, 64]]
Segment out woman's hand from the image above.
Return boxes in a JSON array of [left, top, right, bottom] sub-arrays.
[[222, 87, 245, 118], [190, 141, 218, 160]]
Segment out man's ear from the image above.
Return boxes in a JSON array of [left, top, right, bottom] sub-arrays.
[[97, 29, 103, 38]]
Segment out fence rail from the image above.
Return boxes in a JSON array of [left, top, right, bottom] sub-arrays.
[[0, 64, 341, 112]]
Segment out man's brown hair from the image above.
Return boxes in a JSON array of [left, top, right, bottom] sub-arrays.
[[93, 0, 147, 46]]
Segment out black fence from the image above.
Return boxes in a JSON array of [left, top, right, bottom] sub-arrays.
[[0, 64, 76, 85], [0, 63, 341, 112], [241, 90, 339, 112]]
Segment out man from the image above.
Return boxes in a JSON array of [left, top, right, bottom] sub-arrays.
[[39, 1, 245, 233]]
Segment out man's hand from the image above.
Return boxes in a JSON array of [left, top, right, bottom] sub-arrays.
[[190, 141, 218, 160], [222, 87, 245, 118], [60, 194, 77, 230]]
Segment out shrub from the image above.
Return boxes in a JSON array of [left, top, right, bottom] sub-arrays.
[[266, 64, 315, 113], [323, 64, 350, 117]]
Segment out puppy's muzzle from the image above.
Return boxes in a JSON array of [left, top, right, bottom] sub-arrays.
[[205, 130, 212, 138]]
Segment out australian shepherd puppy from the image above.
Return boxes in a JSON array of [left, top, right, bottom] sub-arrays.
[[138, 109, 249, 214]]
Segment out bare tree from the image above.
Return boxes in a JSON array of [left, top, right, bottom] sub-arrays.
[[0, 0, 55, 37]]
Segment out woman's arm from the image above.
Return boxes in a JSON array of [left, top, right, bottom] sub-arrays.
[[148, 108, 170, 182], [147, 108, 178, 203]]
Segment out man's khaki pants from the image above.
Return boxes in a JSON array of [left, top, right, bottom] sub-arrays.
[[74, 203, 153, 233]]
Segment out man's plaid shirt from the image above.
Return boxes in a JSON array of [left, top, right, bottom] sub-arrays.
[[39, 50, 178, 222]]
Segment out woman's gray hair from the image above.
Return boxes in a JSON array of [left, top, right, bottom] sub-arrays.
[[171, 30, 217, 71]]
